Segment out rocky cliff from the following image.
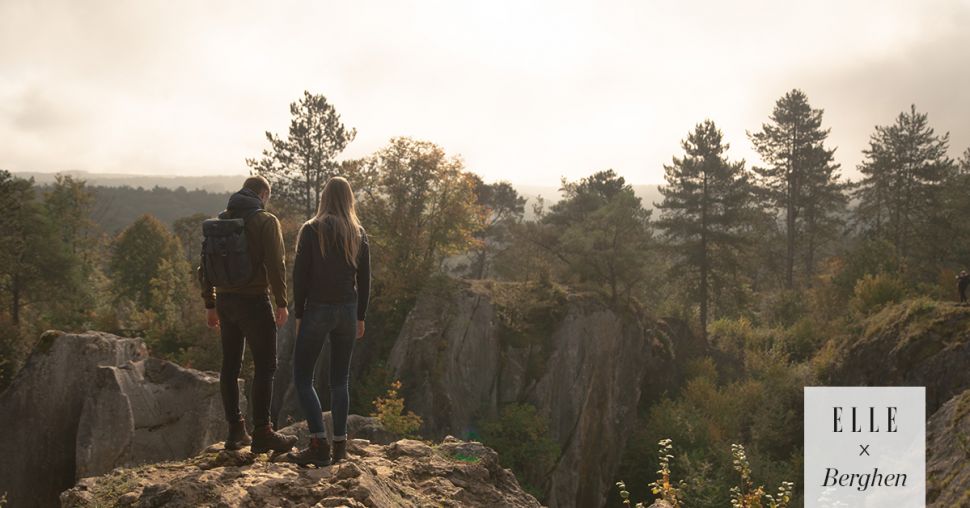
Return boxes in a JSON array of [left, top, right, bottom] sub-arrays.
[[926, 388, 970, 507], [60, 432, 542, 508], [385, 279, 704, 508], [829, 299, 970, 507], [832, 299, 970, 413], [0, 331, 238, 508]]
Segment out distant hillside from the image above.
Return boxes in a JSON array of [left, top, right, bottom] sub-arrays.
[[86, 186, 230, 233], [15, 171, 245, 193], [18, 171, 663, 231]]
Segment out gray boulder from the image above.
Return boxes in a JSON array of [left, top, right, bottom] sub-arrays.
[[0, 331, 243, 508], [927, 388, 970, 507], [278, 411, 397, 446], [75, 357, 227, 478]]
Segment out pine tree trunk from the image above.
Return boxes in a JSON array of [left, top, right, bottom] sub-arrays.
[[700, 174, 710, 339], [11, 274, 20, 325]]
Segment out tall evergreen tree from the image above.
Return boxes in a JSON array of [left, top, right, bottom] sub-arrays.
[[247, 91, 357, 217], [852, 105, 954, 265], [748, 89, 845, 289], [109, 214, 185, 310], [469, 176, 526, 278], [0, 171, 72, 325], [656, 120, 752, 336], [541, 170, 653, 305]]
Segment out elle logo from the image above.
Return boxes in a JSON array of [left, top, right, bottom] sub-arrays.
[[833, 406, 898, 433], [805, 387, 925, 507]]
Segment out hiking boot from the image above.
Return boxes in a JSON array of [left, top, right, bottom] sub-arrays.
[[225, 419, 252, 451], [331, 439, 347, 463], [288, 437, 331, 467], [250, 424, 297, 454]]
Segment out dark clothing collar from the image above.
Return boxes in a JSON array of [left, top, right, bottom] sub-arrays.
[[227, 188, 264, 214]]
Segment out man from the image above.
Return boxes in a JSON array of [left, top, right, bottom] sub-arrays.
[[957, 270, 970, 305], [199, 175, 297, 453]]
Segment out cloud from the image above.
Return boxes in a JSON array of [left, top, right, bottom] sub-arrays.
[[0, 0, 967, 183]]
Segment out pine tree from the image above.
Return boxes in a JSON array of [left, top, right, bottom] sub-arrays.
[[852, 105, 954, 266], [748, 89, 846, 289], [247, 91, 357, 217], [656, 120, 753, 337], [109, 214, 185, 309], [0, 171, 73, 325], [541, 170, 653, 305]]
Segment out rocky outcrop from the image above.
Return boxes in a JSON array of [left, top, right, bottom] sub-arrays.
[[278, 412, 398, 447], [75, 356, 227, 478], [927, 388, 970, 507], [386, 279, 702, 508], [831, 299, 970, 413], [60, 431, 542, 508], [827, 299, 970, 506], [0, 331, 241, 508]]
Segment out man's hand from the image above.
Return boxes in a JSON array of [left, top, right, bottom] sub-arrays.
[[206, 308, 220, 329], [275, 306, 289, 327], [356, 320, 365, 339]]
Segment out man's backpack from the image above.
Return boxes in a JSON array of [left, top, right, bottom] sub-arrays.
[[200, 208, 262, 287]]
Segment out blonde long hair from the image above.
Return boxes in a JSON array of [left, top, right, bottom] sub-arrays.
[[308, 177, 363, 266]]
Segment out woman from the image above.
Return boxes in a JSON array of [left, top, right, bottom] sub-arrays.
[[287, 176, 370, 466]]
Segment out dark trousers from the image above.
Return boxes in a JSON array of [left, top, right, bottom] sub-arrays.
[[961, 285, 968, 303], [293, 302, 356, 439], [216, 293, 277, 427]]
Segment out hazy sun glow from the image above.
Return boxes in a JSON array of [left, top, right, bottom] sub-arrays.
[[1, 0, 968, 184]]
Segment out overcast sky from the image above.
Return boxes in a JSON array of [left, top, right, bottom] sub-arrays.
[[1, 0, 968, 185]]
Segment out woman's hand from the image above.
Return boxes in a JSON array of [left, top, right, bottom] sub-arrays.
[[295, 318, 301, 336], [356, 320, 365, 339]]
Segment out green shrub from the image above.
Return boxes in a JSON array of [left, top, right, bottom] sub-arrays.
[[479, 403, 560, 501], [615, 440, 793, 508], [371, 380, 423, 438], [849, 273, 906, 316]]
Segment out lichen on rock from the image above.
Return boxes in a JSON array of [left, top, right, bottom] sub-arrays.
[[60, 432, 542, 508]]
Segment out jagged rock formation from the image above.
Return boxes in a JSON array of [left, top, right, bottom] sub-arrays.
[[60, 433, 542, 508], [0, 331, 239, 508], [279, 412, 398, 447], [831, 300, 970, 413], [926, 388, 970, 507], [386, 279, 704, 508], [830, 299, 970, 506]]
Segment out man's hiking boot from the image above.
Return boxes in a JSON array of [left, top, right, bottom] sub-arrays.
[[288, 437, 331, 467], [250, 424, 297, 454], [331, 439, 347, 463], [225, 419, 252, 451]]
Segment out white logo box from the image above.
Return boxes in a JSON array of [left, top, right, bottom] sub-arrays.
[[804, 386, 925, 508]]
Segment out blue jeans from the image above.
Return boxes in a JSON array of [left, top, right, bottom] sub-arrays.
[[293, 302, 357, 440]]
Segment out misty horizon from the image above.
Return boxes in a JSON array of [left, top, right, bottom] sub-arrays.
[[2, 1, 969, 186]]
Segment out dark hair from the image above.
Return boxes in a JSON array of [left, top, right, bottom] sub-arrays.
[[243, 175, 271, 194]]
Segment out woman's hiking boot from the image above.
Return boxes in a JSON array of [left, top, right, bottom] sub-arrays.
[[250, 424, 297, 454], [331, 439, 347, 463], [225, 418, 252, 451], [288, 437, 332, 467]]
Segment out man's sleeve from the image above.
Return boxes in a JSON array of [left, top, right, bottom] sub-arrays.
[[263, 214, 289, 309], [198, 264, 216, 309]]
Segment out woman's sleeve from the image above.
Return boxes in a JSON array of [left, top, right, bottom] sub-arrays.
[[292, 224, 312, 319], [356, 230, 371, 321]]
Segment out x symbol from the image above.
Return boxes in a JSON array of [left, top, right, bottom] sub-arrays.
[[859, 444, 871, 456]]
